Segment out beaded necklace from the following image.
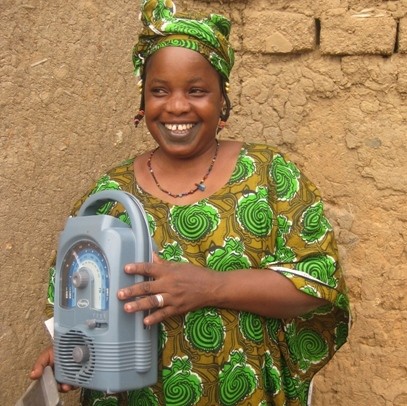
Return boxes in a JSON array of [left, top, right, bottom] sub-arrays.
[[147, 140, 220, 198]]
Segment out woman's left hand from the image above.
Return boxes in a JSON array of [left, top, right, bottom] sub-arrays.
[[117, 253, 215, 326]]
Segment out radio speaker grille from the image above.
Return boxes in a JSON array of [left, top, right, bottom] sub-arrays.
[[55, 330, 95, 385]]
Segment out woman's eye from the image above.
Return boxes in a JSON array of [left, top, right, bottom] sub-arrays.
[[150, 88, 167, 95], [190, 88, 206, 95]]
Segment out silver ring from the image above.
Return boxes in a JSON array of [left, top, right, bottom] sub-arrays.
[[155, 293, 164, 308]]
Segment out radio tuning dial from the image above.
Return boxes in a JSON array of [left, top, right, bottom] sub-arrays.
[[72, 268, 90, 288]]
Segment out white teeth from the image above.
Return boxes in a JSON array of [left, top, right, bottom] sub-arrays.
[[165, 123, 194, 131]]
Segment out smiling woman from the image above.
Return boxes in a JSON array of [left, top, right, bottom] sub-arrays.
[[144, 47, 224, 151], [30, 0, 350, 405], [136, 46, 231, 200]]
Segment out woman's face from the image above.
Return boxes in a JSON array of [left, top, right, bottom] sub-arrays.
[[144, 46, 224, 159]]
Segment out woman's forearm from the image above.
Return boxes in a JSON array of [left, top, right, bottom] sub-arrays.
[[208, 269, 328, 319]]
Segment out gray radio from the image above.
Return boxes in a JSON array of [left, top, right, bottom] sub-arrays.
[[54, 190, 157, 393]]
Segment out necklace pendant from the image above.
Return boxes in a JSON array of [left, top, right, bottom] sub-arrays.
[[196, 183, 206, 192]]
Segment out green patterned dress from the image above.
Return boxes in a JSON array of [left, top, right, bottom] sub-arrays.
[[46, 143, 349, 406]]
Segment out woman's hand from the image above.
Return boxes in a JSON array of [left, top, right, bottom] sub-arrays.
[[30, 346, 76, 393], [118, 253, 216, 326], [118, 254, 328, 323]]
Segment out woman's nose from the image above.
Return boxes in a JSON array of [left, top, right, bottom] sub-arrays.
[[166, 91, 191, 115]]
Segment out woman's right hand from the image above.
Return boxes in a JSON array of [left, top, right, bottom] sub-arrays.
[[30, 346, 76, 393]]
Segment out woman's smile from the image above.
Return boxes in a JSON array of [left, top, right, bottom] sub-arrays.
[[164, 123, 195, 131], [158, 122, 200, 143]]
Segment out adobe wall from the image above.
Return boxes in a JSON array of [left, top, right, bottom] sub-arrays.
[[1, 1, 406, 404]]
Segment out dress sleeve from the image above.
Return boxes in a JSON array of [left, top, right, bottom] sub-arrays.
[[265, 152, 350, 381]]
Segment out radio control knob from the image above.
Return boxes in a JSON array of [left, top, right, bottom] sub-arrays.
[[72, 268, 89, 288], [72, 345, 90, 363], [86, 319, 97, 329]]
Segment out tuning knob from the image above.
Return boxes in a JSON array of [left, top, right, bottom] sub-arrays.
[[72, 268, 90, 288]]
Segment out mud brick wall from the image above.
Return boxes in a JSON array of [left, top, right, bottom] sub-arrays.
[[1, 1, 406, 405]]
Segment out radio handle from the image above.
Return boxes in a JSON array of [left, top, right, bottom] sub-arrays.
[[77, 190, 153, 260]]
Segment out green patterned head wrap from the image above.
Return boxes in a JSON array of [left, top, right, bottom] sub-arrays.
[[132, 0, 235, 81]]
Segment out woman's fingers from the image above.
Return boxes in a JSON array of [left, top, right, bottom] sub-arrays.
[[30, 346, 77, 392], [30, 346, 54, 379], [117, 260, 212, 324], [119, 261, 164, 300], [124, 261, 154, 276]]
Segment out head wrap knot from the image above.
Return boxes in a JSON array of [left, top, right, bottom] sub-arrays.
[[132, 0, 235, 80]]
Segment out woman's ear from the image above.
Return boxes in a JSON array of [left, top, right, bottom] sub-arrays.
[[220, 100, 224, 115]]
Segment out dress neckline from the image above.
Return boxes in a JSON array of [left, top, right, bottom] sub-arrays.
[[133, 142, 248, 207]]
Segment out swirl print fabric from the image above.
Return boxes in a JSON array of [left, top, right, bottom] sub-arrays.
[[46, 143, 349, 406]]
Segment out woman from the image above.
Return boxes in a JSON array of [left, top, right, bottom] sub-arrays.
[[31, 1, 350, 405]]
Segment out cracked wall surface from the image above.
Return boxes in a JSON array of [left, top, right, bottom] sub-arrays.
[[1, 1, 406, 405]]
